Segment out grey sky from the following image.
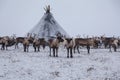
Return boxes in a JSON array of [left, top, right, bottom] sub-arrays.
[[0, 0, 120, 37]]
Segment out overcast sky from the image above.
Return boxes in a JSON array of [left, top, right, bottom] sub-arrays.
[[0, 0, 120, 37]]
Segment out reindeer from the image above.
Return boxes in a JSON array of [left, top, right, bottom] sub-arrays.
[[101, 37, 113, 48], [23, 38, 30, 52], [33, 38, 40, 52], [118, 38, 120, 48], [73, 38, 95, 54], [93, 37, 101, 48], [48, 36, 64, 57], [64, 38, 75, 58], [101, 36, 119, 52], [5, 38, 16, 50], [39, 38, 46, 50], [109, 38, 119, 52], [15, 37, 24, 49], [33, 38, 46, 52], [0, 36, 16, 50], [0, 37, 6, 50]]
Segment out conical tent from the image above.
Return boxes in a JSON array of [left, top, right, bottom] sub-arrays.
[[29, 5, 70, 40]]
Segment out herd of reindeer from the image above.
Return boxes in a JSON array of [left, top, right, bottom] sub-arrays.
[[0, 34, 120, 58]]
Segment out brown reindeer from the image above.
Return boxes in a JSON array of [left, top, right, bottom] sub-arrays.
[[5, 38, 16, 50], [0, 37, 6, 50], [0, 36, 16, 50], [93, 37, 101, 48], [48, 37, 64, 57], [33, 38, 46, 52], [101, 37, 113, 48], [74, 38, 94, 54], [101, 36, 119, 52], [15, 37, 24, 49], [39, 38, 46, 49]]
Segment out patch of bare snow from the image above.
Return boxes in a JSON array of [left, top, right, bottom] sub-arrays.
[[0, 46, 120, 80]]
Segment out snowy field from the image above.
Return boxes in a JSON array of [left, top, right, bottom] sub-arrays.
[[0, 45, 120, 80]]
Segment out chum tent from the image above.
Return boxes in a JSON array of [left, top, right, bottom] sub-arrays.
[[28, 5, 70, 40]]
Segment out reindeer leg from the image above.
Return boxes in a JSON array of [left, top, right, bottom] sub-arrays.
[[49, 47, 51, 56], [53, 48, 55, 57], [43, 45, 45, 50], [38, 46, 40, 52], [15, 43, 18, 49], [56, 47, 58, 57], [33, 44, 36, 52], [70, 48, 73, 58], [27, 46, 29, 52], [2, 44, 4, 50], [24, 47, 26, 52], [24, 45, 26, 52], [67, 48, 69, 58], [87, 44, 90, 54], [34, 47, 36, 52], [87, 48, 90, 54], [3, 44, 5, 50], [77, 45, 80, 54]]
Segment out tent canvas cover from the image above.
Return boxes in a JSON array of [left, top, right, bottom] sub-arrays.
[[29, 5, 70, 40]]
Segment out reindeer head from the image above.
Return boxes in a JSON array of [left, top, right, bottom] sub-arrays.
[[65, 38, 72, 44], [57, 37, 64, 43]]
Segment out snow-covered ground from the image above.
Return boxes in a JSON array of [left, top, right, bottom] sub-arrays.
[[0, 46, 120, 80]]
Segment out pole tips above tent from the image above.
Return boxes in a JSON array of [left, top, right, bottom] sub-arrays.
[[44, 5, 50, 13]]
